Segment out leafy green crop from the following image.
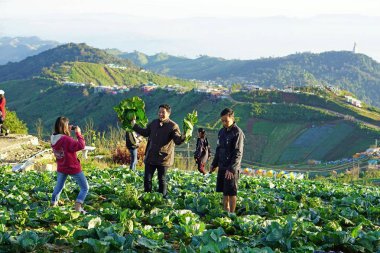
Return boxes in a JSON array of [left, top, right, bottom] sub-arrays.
[[0, 165, 380, 252], [113, 96, 148, 132], [183, 110, 198, 143]]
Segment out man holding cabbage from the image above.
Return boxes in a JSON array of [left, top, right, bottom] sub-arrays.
[[131, 104, 186, 198]]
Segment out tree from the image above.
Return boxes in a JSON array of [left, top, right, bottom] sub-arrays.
[[231, 83, 242, 93]]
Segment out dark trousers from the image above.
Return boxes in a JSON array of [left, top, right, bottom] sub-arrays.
[[196, 162, 206, 175], [144, 164, 168, 197]]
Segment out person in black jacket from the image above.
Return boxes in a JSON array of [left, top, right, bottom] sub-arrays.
[[210, 108, 245, 213], [132, 104, 186, 198], [194, 128, 211, 175]]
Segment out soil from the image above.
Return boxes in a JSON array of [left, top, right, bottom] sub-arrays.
[[0, 134, 47, 164]]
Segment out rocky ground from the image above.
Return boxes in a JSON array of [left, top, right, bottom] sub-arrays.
[[0, 134, 51, 165]]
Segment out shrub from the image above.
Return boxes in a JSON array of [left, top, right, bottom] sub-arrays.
[[2, 109, 28, 134], [111, 142, 146, 166]]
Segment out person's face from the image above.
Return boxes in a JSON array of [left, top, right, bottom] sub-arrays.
[[158, 107, 170, 121], [221, 114, 234, 128]]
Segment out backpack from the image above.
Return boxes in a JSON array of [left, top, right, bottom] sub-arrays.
[[126, 132, 141, 148]]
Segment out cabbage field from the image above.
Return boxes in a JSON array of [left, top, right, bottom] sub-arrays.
[[0, 166, 379, 252]]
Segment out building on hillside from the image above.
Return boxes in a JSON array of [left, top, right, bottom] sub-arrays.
[[344, 96, 362, 108], [244, 84, 262, 91], [366, 147, 380, 155], [106, 64, 128, 70], [63, 81, 86, 87], [142, 83, 158, 94], [94, 86, 113, 93]]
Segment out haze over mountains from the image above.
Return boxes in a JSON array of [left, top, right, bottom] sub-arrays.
[[0, 36, 59, 65]]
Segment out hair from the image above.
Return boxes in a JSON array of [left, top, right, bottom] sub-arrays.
[[198, 128, 206, 138], [54, 116, 70, 136], [159, 104, 171, 113], [220, 108, 234, 117]]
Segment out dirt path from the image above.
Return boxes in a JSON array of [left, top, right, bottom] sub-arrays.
[[0, 134, 46, 163]]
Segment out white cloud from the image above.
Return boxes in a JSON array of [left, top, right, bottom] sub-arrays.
[[1, 0, 379, 61], [2, 0, 380, 18]]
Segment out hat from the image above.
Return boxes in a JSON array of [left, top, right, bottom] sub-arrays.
[[198, 128, 205, 133], [0, 90, 4, 95]]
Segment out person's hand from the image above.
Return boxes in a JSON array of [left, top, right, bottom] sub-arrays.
[[225, 170, 234, 180], [75, 126, 82, 135]]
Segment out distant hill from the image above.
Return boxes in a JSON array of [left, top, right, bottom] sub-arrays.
[[0, 78, 379, 164], [0, 36, 59, 65], [42, 61, 196, 88], [120, 51, 380, 107], [0, 43, 135, 82]]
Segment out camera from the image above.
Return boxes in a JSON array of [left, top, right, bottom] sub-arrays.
[[70, 125, 78, 131]]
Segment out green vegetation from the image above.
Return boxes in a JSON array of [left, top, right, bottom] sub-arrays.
[[42, 61, 196, 88], [1, 78, 378, 164], [183, 110, 198, 143], [122, 51, 380, 107], [0, 43, 135, 82], [250, 103, 338, 122], [0, 166, 379, 252], [1, 109, 28, 134], [114, 96, 148, 132], [232, 89, 380, 126]]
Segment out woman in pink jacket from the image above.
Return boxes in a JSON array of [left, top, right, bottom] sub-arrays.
[[51, 116, 89, 213]]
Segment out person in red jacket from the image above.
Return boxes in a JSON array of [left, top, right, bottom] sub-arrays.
[[0, 90, 10, 136], [50, 116, 89, 213]]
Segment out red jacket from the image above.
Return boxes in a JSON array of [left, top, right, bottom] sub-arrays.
[[0, 97, 6, 120], [51, 132, 85, 174]]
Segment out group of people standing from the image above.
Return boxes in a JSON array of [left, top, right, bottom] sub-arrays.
[[50, 104, 244, 214]]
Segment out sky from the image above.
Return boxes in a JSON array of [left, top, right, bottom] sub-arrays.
[[1, 0, 380, 61]]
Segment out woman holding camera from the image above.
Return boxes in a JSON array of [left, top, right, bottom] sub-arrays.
[[50, 116, 89, 213]]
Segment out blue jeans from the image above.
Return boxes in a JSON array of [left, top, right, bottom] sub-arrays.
[[129, 148, 138, 170], [51, 171, 89, 204]]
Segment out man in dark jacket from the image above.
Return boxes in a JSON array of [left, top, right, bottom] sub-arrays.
[[210, 108, 244, 213], [132, 104, 185, 198]]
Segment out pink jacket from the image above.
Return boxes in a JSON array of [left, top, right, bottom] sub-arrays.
[[51, 132, 85, 174]]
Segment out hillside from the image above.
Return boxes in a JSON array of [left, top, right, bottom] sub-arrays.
[[120, 51, 380, 107], [0, 36, 59, 65], [0, 78, 379, 165], [42, 61, 196, 88], [0, 43, 135, 82]]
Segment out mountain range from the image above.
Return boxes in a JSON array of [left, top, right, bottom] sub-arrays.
[[116, 50, 380, 107], [0, 41, 379, 165], [0, 36, 59, 65]]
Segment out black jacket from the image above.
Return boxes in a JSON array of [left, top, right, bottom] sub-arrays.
[[211, 123, 244, 174], [126, 132, 142, 149], [194, 138, 211, 164], [133, 119, 185, 166]]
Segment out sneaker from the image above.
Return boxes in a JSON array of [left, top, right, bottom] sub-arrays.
[[5, 130, 9, 136], [77, 207, 87, 215]]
